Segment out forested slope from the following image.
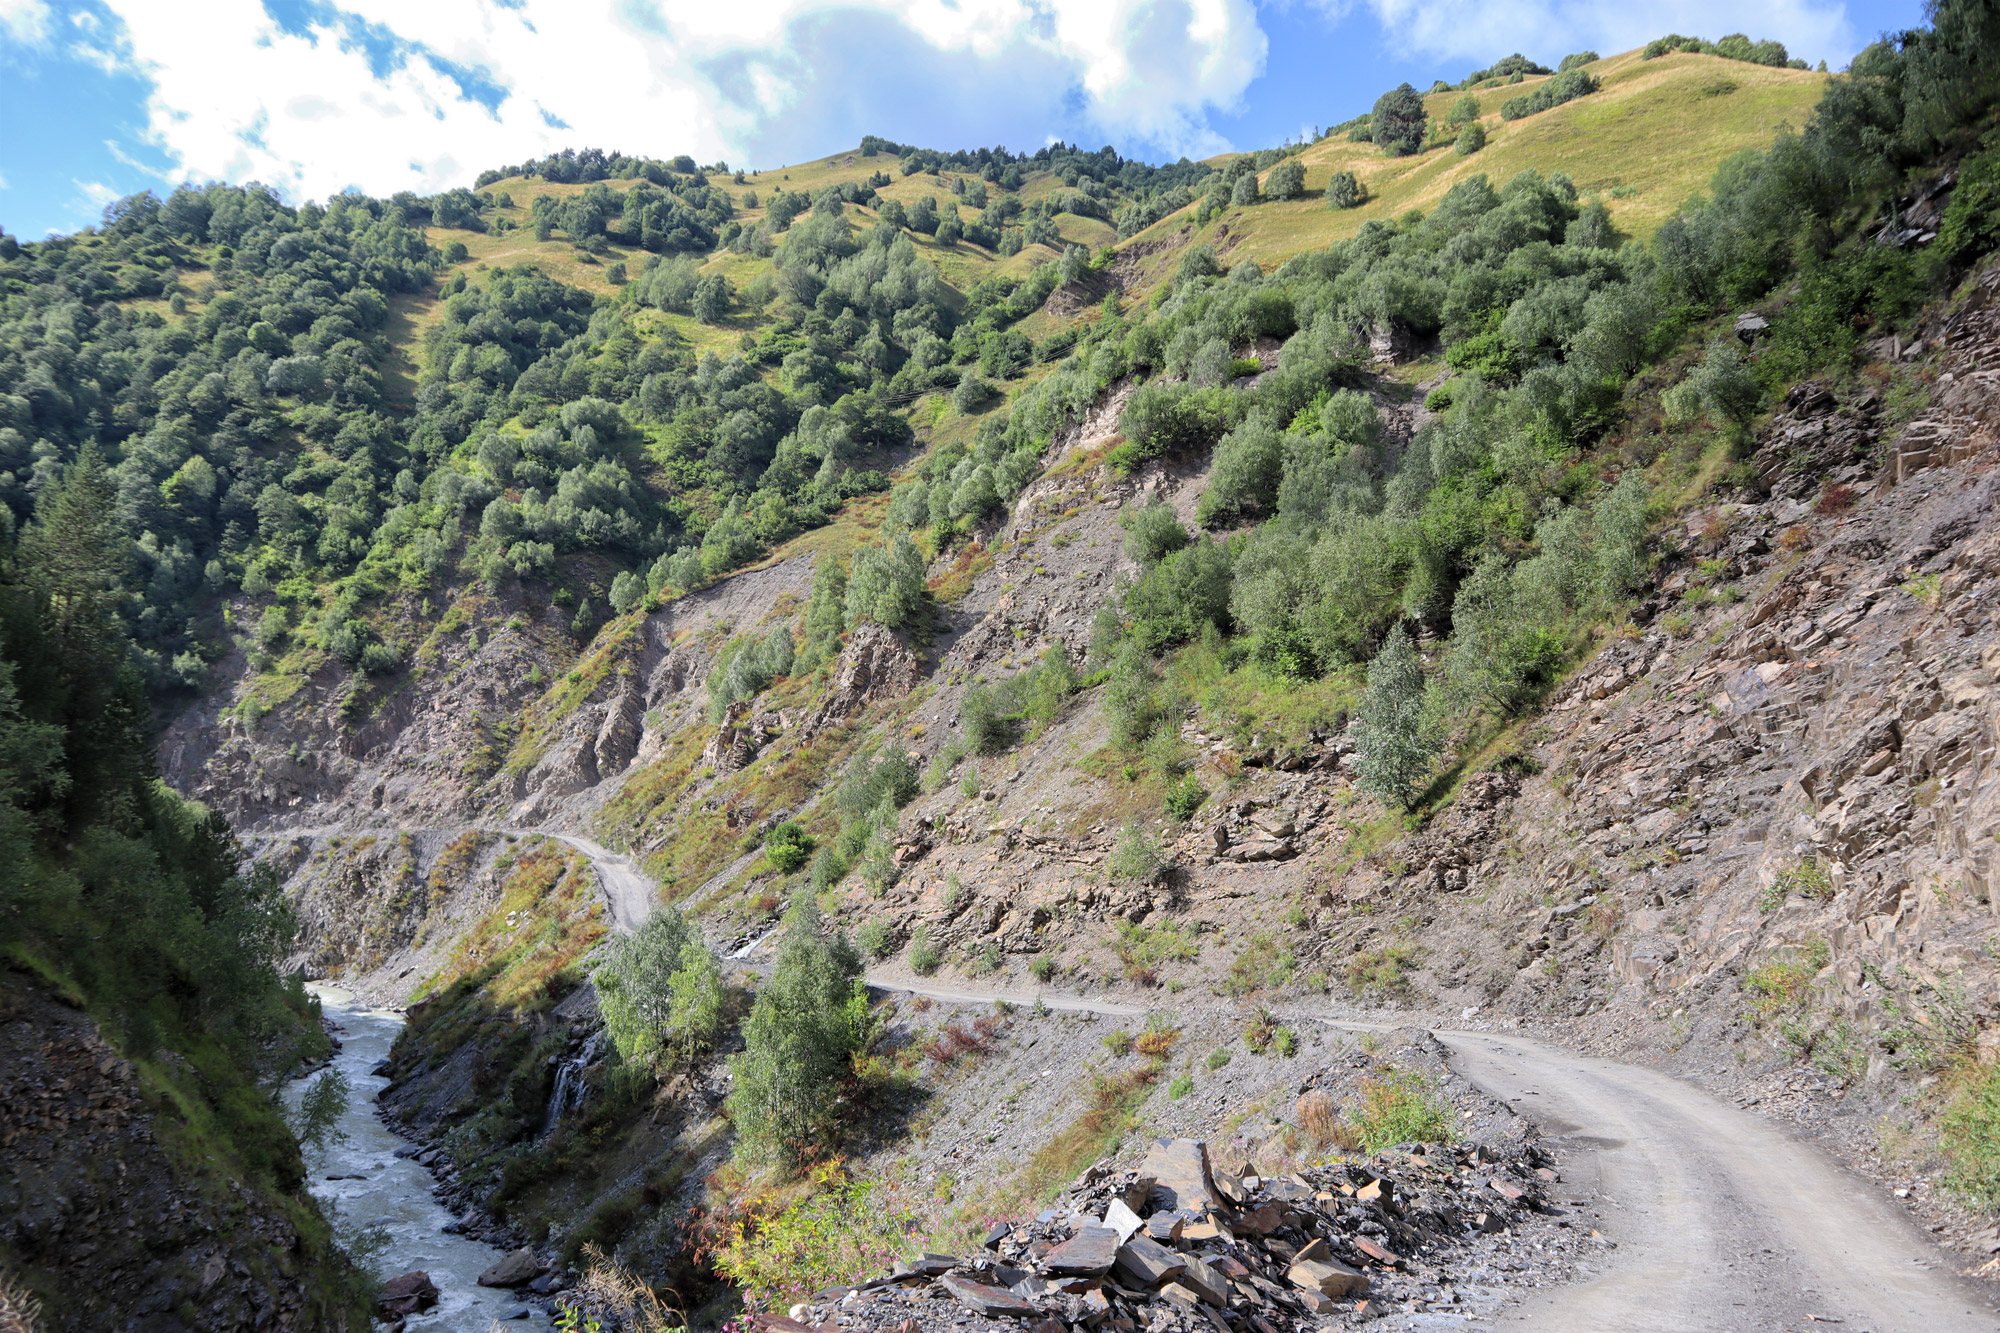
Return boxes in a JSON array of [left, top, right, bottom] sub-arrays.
[[0, 455, 364, 1328]]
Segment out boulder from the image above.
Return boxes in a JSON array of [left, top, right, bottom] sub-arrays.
[[1112, 1236, 1186, 1289], [477, 1247, 546, 1288], [377, 1271, 439, 1317]]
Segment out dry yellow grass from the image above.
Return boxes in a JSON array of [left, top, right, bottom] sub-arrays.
[[1119, 47, 1826, 294]]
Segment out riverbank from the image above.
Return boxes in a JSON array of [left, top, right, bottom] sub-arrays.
[[296, 987, 551, 1331]]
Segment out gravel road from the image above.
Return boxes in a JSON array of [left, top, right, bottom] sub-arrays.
[[306, 830, 2000, 1330], [1441, 1029, 1996, 1332]]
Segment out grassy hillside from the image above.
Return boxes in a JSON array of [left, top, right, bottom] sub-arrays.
[[1121, 48, 1827, 288]]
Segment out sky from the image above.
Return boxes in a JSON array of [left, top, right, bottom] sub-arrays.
[[0, 0, 1933, 239]]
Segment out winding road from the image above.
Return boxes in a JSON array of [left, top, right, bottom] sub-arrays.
[[567, 834, 1997, 1332], [264, 825, 1995, 1330]]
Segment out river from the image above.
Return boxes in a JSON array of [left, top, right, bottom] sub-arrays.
[[293, 986, 549, 1330]]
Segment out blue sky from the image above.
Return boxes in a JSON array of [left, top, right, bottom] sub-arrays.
[[0, 0, 1930, 239]]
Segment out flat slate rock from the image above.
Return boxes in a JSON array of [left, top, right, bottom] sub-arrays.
[[1176, 1254, 1230, 1307], [1287, 1257, 1369, 1298], [1102, 1198, 1144, 1243], [941, 1275, 1043, 1318], [1139, 1138, 1221, 1213], [1043, 1225, 1120, 1276], [1113, 1237, 1187, 1289]]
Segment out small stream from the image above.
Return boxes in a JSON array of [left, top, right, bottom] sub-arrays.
[[293, 986, 548, 1330]]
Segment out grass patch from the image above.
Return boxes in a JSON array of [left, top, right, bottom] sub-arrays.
[[1111, 919, 1199, 984], [1222, 932, 1297, 997], [1350, 1069, 1456, 1151], [1344, 944, 1417, 996], [1008, 1065, 1160, 1204]]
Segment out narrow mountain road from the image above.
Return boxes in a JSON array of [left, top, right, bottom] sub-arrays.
[[1436, 1029, 1994, 1333], [267, 827, 1996, 1330]]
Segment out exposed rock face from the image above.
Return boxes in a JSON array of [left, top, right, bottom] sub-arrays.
[[797, 623, 923, 738], [0, 976, 351, 1332]]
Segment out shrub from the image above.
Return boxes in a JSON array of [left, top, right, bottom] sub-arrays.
[[1205, 1048, 1232, 1071], [1135, 1018, 1181, 1057], [1169, 1073, 1194, 1099], [857, 918, 892, 959], [1112, 920, 1199, 984], [715, 1174, 919, 1310], [1296, 1090, 1359, 1151], [1163, 774, 1207, 823], [1454, 122, 1486, 156], [907, 925, 940, 976], [1345, 944, 1417, 995], [1350, 1069, 1456, 1150], [1937, 137, 2000, 265], [1108, 820, 1166, 882], [1273, 1026, 1298, 1057], [765, 822, 816, 874], [1120, 497, 1190, 566], [845, 530, 927, 629], [1264, 159, 1306, 201], [960, 682, 1020, 755], [1028, 954, 1056, 983], [1103, 1029, 1135, 1056]]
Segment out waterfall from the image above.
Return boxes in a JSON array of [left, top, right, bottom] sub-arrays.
[[540, 1032, 603, 1136]]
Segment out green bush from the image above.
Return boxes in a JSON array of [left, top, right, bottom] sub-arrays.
[[1103, 1029, 1135, 1056], [857, 917, 892, 959], [1028, 954, 1056, 983], [1454, 122, 1486, 156], [907, 925, 940, 976], [1938, 139, 2000, 265], [1326, 170, 1364, 209], [765, 821, 816, 874], [1108, 820, 1166, 882], [1350, 1068, 1456, 1150], [1163, 774, 1207, 822]]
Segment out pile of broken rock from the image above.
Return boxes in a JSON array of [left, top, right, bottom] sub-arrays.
[[754, 1135, 1564, 1333]]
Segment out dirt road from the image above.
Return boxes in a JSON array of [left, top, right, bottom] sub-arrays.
[[838, 967, 1999, 1331], [1440, 1029, 1995, 1332], [333, 829, 2000, 1330]]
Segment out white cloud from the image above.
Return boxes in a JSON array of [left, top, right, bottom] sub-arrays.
[[0, 0, 52, 46], [1349, 0, 1858, 69], [93, 0, 1269, 204], [74, 179, 118, 210], [0, 171, 10, 190]]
